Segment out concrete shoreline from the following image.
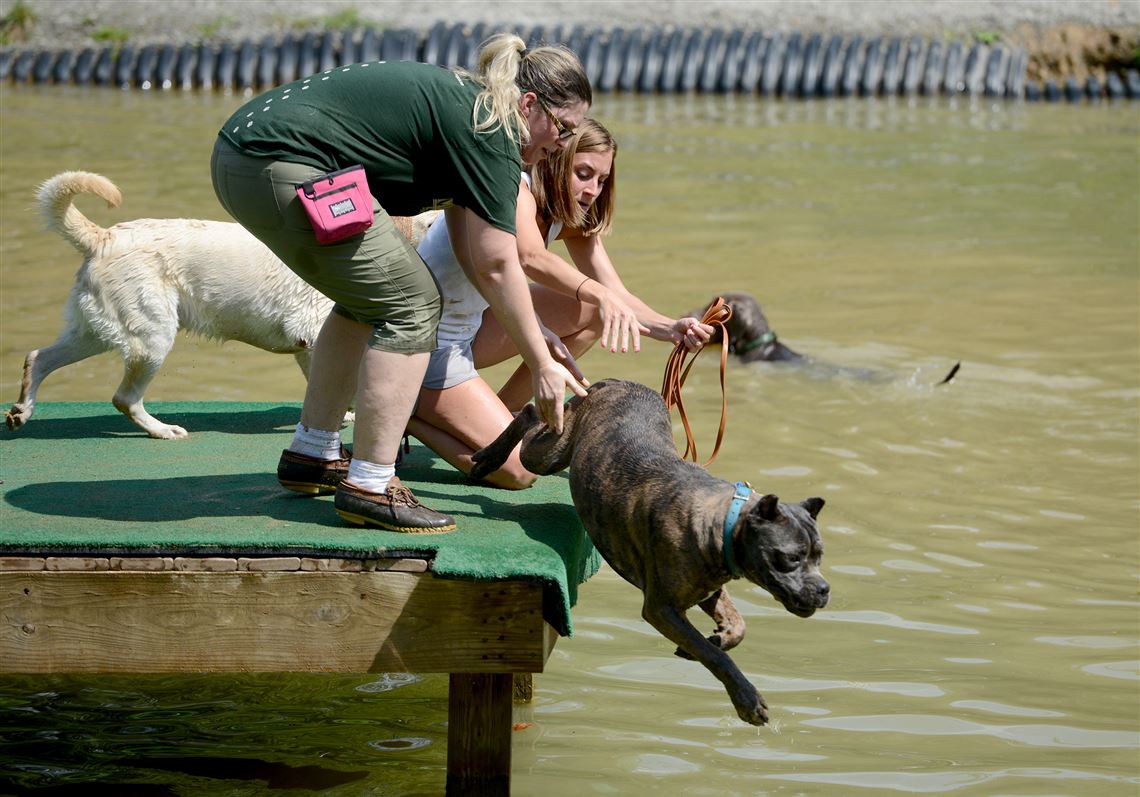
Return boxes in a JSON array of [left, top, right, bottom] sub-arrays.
[[2, 0, 1137, 82]]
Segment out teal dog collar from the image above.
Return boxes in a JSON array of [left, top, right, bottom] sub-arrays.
[[723, 481, 753, 578]]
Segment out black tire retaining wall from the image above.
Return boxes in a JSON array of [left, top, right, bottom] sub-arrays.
[[2, 22, 1137, 101]]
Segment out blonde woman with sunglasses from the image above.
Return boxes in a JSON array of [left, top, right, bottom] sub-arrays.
[[212, 34, 591, 531], [409, 118, 714, 489]]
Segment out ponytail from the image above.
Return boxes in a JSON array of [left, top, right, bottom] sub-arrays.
[[461, 33, 592, 147]]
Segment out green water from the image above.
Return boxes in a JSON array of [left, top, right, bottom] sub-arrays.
[[1, 86, 1138, 795]]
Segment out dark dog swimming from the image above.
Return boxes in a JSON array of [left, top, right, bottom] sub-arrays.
[[694, 292, 960, 385]]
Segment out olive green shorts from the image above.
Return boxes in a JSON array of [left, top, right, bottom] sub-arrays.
[[210, 137, 441, 353]]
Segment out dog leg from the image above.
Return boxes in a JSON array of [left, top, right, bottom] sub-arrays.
[[471, 387, 600, 480], [469, 404, 541, 480], [293, 349, 312, 381], [6, 333, 112, 431], [514, 399, 587, 476], [112, 355, 187, 439], [674, 587, 746, 660], [643, 598, 768, 725]]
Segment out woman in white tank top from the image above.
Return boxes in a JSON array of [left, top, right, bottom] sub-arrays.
[[410, 119, 713, 488]]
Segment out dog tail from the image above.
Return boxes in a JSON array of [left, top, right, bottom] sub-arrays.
[[36, 171, 122, 256]]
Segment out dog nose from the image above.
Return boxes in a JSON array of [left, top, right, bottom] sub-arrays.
[[817, 580, 830, 602]]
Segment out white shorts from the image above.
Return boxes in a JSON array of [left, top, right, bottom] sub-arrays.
[[423, 339, 480, 390]]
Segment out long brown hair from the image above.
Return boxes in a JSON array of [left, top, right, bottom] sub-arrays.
[[530, 118, 617, 237]]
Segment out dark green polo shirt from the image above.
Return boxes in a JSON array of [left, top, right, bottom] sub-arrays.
[[218, 60, 521, 233]]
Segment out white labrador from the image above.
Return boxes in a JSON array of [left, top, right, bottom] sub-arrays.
[[6, 171, 437, 439]]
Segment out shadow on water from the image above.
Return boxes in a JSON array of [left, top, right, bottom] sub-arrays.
[[0, 754, 368, 793], [0, 781, 180, 796], [0, 673, 447, 796], [118, 756, 367, 790]]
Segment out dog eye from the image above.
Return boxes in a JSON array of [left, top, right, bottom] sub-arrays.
[[776, 552, 802, 572]]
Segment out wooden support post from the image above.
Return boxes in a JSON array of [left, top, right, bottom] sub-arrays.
[[512, 673, 534, 702], [447, 672, 513, 796]]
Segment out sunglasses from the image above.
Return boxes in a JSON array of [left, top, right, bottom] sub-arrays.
[[536, 96, 576, 142]]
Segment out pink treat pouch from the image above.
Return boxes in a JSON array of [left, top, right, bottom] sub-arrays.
[[295, 165, 373, 244]]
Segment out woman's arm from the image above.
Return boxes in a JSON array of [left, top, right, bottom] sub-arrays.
[[563, 232, 712, 352], [445, 205, 586, 431], [514, 183, 647, 353]]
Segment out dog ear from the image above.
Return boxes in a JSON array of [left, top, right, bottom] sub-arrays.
[[757, 493, 780, 521], [800, 497, 825, 519]]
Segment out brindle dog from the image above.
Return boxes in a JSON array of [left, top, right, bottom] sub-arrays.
[[470, 378, 829, 725]]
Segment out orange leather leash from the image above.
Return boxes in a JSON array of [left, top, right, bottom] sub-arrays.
[[661, 296, 733, 467]]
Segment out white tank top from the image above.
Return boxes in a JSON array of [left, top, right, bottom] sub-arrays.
[[418, 173, 563, 347]]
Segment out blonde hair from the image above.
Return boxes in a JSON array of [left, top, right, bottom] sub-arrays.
[[530, 118, 617, 237], [463, 33, 592, 147]]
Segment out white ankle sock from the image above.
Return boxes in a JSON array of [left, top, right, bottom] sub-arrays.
[[347, 459, 395, 494], [289, 423, 342, 460]]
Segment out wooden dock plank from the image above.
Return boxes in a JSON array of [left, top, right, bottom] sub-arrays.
[[2, 570, 550, 674]]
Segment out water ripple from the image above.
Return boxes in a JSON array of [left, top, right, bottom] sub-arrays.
[[882, 559, 941, 573], [823, 610, 978, 635], [596, 659, 945, 698], [763, 766, 1137, 791], [949, 700, 1065, 718], [1081, 660, 1140, 681], [802, 714, 1140, 748], [353, 673, 421, 693], [977, 541, 1039, 551], [924, 552, 984, 568], [628, 753, 701, 774], [831, 565, 877, 576], [366, 736, 432, 752], [713, 743, 826, 762], [1035, 636, 1138, 649], [758, 465, 813, 477]]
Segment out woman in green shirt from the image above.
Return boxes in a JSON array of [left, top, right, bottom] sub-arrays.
[[211, 34, 591, 532]]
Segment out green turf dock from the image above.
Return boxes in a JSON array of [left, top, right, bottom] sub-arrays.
[[1, 401, 600, 795]]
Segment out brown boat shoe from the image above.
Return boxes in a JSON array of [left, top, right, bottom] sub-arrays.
[[334, 477, 457, 533], [277, 447, 351, 495]]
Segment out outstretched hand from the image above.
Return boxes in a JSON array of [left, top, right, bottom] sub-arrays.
[[596, 290, 649, 354], [671, 317, 714, 352]]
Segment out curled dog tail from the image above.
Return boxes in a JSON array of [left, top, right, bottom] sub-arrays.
[[36, 171, 122, 257]]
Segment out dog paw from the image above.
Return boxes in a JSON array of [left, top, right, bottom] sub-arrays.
[[732, 686, 769, 726], [468, 462, 491, 480], [5, 408, 27, 431], [469, 449, 495, 480], [147, 424, 189, 440]]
